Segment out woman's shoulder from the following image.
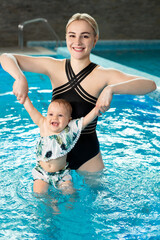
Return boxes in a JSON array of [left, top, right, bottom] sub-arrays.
[[90, 64, 126, 88], [94, 65, 124, 80], [95, 65, 120, 74], [44, 57, 66, 78], [42, 57, 66, 67]]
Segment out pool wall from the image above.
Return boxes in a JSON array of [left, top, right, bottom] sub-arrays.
[[1, 1, 160, 47]]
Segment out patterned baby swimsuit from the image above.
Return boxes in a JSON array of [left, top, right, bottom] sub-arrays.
[[32, 118, 83, 187]]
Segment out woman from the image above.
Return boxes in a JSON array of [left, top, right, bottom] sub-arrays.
[[0, 13, 156, 173]]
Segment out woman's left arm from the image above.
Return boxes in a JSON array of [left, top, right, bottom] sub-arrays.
[[96, 69, 157, 114]]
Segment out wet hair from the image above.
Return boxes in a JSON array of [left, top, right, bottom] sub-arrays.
[[50, 99, 72, 116], [66, 13, 99, 37]]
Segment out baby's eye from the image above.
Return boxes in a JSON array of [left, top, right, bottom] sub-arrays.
[[58, 114, 63, 117], [49, 113, 53, 116]]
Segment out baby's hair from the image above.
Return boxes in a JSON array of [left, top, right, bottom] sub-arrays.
[[52, 99, 72, 116]]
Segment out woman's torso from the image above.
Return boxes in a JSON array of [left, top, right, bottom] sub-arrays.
[[49, 59, 107, 100], [48, 58, 106, 170]]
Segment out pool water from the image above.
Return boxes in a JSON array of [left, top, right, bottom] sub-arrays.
[[93, 49, 160, 78], [0, 64, 160, 239]]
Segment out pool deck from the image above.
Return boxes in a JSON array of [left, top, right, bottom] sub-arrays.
[[0, 46, 55, 55]]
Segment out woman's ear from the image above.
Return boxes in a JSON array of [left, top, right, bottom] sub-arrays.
[[93, 35, 98, 48]]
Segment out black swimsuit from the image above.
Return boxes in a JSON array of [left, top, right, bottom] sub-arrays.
[[52, 59, 99, 169]]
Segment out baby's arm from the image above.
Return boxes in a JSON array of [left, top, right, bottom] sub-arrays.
[[82, 107, 100, 130], [23, 96, 44, 127]]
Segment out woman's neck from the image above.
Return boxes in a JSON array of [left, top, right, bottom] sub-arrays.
[[70, 57, 91, 75]]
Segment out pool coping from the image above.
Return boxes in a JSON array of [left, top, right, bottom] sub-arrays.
[[0, 46, 56, 55]]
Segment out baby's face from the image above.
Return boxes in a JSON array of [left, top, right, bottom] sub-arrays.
[[46, 102, 71, 133]]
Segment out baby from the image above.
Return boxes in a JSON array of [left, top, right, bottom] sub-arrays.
[[23, 96, 99, 194]]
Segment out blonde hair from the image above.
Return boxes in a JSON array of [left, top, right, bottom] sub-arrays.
[[50, 99, 72, 116], [66, 13, 99, 37]]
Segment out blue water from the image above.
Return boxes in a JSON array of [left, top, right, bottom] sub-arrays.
[[0, 59, 160, 239], [93, 49, 160, 78]]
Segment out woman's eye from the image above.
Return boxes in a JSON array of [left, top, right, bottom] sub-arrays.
[[69, 35, 75, 38], [83, 35, 89, 38]]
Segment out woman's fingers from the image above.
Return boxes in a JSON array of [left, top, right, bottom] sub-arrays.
[[96, 98, 110, 112], [96, 88, 113, 114], [19, 94, 27, 104], [12, 80, 28, 104]]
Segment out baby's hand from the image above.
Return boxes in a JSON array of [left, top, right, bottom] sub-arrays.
[[95, 106, 102, 116]]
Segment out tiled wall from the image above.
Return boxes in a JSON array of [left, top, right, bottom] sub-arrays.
[[0, 0, 160, 47]]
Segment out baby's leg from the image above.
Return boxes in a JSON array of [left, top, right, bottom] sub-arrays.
[[32, 165, 50, 194], [33, 179, 49, 194], [58, 180, 74, 195]]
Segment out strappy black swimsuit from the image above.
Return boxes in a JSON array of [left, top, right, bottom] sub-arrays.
[[52, 59, 99, 169]]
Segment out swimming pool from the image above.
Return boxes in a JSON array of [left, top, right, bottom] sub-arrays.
[[0, 51, 160, 239]]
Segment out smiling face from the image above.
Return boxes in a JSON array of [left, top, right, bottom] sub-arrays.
[[46, 102, 71, 134], [66, 20, 98, 60]]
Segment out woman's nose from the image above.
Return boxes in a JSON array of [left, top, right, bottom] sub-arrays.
[[75, 36, 82, 45]]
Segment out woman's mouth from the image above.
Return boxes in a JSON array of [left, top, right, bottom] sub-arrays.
[[73, 47, 85, 52]]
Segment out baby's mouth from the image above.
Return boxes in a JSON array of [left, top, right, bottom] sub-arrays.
[[51, 122, 59, 127]]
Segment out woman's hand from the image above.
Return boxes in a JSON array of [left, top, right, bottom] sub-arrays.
[[95, 85, 113, 115], [12, 76, 28, 104]]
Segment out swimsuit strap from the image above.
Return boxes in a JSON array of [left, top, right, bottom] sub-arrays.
[[65, 59, 97, 89], [52, 59, 98, 104]]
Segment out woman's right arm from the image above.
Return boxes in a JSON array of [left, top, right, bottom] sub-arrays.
[[0, 53, 57, 104], [0, 53, 28, 104]]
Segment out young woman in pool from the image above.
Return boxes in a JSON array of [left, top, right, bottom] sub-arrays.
[[0, 13, 156, 173]]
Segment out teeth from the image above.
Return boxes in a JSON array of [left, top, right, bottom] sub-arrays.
[[52, 122, 58, 126], [73, 47, 84, 51]]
